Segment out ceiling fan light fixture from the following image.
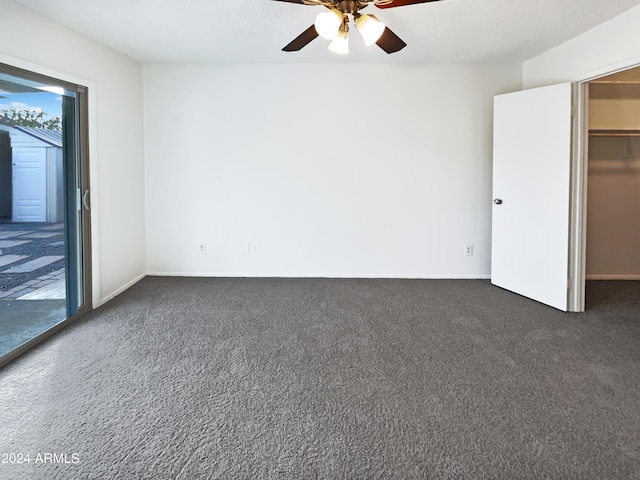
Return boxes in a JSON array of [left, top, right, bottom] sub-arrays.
[[328, 29, 349, 55], [355, 14, 386, 46], [315, 9, 342, 40]]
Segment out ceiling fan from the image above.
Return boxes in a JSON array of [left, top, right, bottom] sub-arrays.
[[274, 0, 443, 55]]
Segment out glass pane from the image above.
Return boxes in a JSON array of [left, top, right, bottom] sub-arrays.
[[0, 66, 86, 359]]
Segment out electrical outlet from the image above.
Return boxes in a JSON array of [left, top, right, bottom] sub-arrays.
[[199, 243, 207, 254], [464, 244, 473, 256]]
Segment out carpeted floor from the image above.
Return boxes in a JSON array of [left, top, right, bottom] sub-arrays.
[[0, 277, 639, 479]]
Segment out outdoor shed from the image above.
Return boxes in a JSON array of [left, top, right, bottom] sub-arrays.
[[0, 124, 63, 223]]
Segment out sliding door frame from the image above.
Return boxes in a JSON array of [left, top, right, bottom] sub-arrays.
[[0, 63, 92, 367]]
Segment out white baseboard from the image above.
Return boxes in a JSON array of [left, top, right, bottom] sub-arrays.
[[145, 271, 492, 280], [97, 272, 491, 308], [97, 273, 146, 307], [586, 274, 640, 280]]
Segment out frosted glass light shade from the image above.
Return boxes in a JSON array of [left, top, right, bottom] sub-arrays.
[[355, 14, 385, 46], [315, 9, 342, 40], [328, 30, 349, 55]]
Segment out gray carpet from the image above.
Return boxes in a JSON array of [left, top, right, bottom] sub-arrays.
[[0, 277, 639, 479]]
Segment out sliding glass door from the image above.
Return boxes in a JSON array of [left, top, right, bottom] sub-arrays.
[[0, 63, 91, 364]]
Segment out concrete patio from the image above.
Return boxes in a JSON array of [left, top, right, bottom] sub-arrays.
[[0, 222, 67, 357], [0, 221, 66, 300]]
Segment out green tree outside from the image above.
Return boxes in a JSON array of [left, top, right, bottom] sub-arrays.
[[0, 107, 61, 130]]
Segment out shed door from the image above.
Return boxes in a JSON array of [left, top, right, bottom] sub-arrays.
[[491, 83, 573, 311], [13, 147, 47, 222]]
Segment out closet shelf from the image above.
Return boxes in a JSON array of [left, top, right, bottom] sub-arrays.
[[589, 129, 640, 137]]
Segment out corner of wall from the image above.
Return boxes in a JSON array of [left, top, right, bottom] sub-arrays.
[[522, 5, 640, 88]]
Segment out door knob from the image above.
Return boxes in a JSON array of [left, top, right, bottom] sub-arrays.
[[494, 198, 503, 205]]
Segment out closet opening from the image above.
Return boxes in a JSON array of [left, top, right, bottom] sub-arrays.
[[584, 66, 640, 309]]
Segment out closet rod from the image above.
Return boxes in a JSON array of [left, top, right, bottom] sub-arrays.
[[589, 129, 640, 137]]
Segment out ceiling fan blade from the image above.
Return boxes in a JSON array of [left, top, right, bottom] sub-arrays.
[[272, 0, 307, 4], [376, 0, 442, 9], [376, 27, 407, 54], [282, 25, 319, 51]]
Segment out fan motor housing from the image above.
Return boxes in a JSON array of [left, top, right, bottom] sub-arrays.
[[338, 1, 360, 14]]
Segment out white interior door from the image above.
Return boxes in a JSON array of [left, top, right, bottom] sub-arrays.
[[12, 147, 47, 222], [491, 83, 573, 311]]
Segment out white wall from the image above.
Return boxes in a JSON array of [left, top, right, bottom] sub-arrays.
[[144, 63, 521, 278], [0, 0, 145, 305], [523, 5, 640, 87]]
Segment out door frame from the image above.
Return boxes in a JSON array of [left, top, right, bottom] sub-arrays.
[[568, 81, 589, 312], [0, 62, 93, 367], [0, 53, 100, 310], [568, 60, 640, 312]]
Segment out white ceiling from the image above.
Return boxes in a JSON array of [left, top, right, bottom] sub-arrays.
[[13, 0, 640, 64]]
